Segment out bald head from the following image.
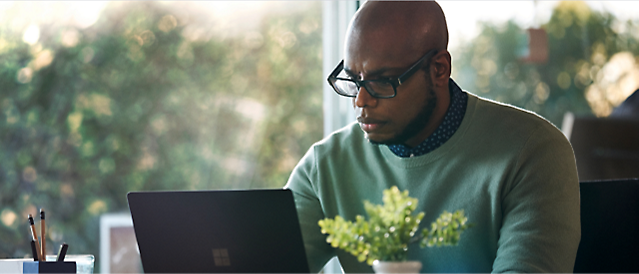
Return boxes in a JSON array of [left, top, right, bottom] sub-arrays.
[[348, 1, 449, 56], [343, 1, 453, 147]]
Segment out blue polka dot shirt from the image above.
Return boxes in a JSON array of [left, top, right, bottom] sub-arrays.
[[388, 79, 468, 158]]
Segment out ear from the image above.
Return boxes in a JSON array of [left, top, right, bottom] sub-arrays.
[[430, 50, 452, 88]]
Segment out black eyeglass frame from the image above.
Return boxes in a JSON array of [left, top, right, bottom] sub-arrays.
[[327, 49, 438, 99]]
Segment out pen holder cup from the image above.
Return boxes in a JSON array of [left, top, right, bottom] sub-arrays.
[[23, 261, 76, 273], [45, 254, 95, 274]]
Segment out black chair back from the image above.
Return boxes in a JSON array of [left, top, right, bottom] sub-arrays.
[[574, 178, 639, 273]]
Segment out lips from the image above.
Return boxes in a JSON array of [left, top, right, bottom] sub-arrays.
[[357, 117, 385, 132]]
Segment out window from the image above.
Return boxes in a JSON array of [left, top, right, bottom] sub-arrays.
[[0, 0, 324, 264]]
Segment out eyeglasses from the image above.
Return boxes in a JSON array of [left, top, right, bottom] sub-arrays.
[[327, 49, 437, 99]]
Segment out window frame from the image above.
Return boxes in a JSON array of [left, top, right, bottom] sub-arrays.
[[320, 2, 359, 273], [322, 1, 359, 138]]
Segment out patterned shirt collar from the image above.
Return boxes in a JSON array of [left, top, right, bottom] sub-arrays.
[[387, 78, 468, 158]]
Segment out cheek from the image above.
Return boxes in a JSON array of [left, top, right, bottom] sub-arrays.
[[395, 106, 418, 123], [379, 100, 412, 127], [391, 91, 433, 126], [392, 91, 426, 115]]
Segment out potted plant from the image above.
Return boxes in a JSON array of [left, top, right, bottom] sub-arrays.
[[318, 186, 471, 273]]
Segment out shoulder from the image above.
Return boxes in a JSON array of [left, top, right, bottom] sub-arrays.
[[296, 122, 383, 172], [464, 93, 578, 186], [470, 93, 552, 127], [466, 93, 568, 144], [312, 122, 365, 155], [286, 122, 368, 190]]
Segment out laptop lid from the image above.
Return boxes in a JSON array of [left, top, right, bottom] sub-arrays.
[[127, 189, 310, 273]]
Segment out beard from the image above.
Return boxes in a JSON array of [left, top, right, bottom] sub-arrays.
[[368, 84, 437, 146]]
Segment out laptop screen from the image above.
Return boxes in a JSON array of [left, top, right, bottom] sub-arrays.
[[127, 189, 310, 273]]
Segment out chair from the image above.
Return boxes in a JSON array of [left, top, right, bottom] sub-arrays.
[[573, 178, 639, 273], [561, 113, 639, 181]]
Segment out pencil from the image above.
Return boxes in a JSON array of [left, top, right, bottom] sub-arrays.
[[57, 243, 68, 262], [40, 209, 46, 260], [27, 214, 42, 261], [30, 240, 39, 261]]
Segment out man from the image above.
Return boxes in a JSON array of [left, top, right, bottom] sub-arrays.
[[285, 2, 580, 273]]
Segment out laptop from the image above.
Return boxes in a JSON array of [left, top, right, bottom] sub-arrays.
[[127, 189, 310, 273]]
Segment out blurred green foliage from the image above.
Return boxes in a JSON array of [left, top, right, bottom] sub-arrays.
[[453, 1, 639, 126], [0, 0, 322, 263]]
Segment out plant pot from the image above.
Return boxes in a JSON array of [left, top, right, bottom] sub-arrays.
[[372, 260, 423, 274]]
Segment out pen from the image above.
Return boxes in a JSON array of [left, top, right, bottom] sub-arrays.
[[40, 209, 46, 260], [57, 243, 68, 262], [30, 240, 39, 261], [27, 214, 42, 261]]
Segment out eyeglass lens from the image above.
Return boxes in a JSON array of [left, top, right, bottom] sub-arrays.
[[333, 79, 395, 98], [334, 80, 358, 96]]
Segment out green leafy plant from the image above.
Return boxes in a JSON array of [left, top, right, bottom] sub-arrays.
[[318, 186, 471, 265]]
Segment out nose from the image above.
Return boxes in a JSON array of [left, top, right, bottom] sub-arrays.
[[353, 85, 378, 108]]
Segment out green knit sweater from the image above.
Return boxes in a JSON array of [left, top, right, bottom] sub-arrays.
[[285, 93, 580, 273]]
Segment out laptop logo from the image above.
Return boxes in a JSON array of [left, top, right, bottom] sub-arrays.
[[212, 248, 231, 266]]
